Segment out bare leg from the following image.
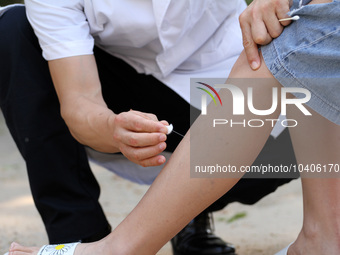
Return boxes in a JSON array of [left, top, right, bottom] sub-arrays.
[[99, 51, 282, 255], [275, 0, 339, 253], [7, 51, 281, 255], [286, 107, 340, 255]]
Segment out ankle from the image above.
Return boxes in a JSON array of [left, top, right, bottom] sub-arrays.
[[97, 234, 145, 255], [302, 218, 340, 243], [77, 239, 123, 255], [96, 238, 125, 255], [289, 225, 340, 255]]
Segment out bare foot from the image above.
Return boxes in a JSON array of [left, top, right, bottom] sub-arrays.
[[8, 243, 40, 255], [6, 242, 103, 255], [6, 242, 40, 255]]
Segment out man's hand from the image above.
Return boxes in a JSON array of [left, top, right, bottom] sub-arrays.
[[239, 0, 292, 70], [49, 55, 169, 167], [65, 100, 169, 167], [111, 110, 169, 167]]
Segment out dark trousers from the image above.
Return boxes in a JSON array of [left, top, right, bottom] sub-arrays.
[[0, 6, 297, 244]]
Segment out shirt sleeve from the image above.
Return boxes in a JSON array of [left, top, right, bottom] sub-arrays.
[[25, 0, 94, 60]]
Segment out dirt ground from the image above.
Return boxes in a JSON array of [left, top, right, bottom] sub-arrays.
[[0, 111, 303, 255]]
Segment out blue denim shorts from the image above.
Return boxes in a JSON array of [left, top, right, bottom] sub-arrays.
[[262, 0, 340, 125]]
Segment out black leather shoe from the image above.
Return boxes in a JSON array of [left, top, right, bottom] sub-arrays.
[[171, 211, 236, 255]]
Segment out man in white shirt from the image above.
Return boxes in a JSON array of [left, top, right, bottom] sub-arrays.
[[0, 1, 297, 255]]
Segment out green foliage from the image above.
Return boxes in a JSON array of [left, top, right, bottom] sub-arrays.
[[246, 0, 253, 5], [227, 211, 247, 223], [217, 211, 248, 224], [1, 0, 24, 6]]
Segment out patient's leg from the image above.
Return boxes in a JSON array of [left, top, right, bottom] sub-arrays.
[[285, 106, 340, 255], [96, 51, 283, 255], [8, 51, 282, 255]]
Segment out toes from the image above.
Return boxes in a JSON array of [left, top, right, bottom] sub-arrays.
[[9, 242, 40, 255], [10, 251, 33, 255]]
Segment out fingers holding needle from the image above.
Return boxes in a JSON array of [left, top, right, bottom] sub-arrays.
[[166, 124, 184, 137]]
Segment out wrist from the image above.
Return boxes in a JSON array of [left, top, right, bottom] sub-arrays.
[[60, 96, 120, 153]]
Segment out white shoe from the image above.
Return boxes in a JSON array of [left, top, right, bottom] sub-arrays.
[[275, 242, 293, 255], [4, 242, 79, 255]]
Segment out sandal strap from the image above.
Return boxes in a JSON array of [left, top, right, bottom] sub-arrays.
[[38, 242, 80, 255]]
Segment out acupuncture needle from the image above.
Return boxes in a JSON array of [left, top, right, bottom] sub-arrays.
[[172, 130, 184, 137], [166, 124, 184, 137], [279, 15, 300, 22]]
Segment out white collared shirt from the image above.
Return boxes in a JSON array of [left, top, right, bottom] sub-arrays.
[[1, 0, 246, 103]]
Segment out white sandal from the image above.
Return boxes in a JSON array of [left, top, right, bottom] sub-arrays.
[[275, 242, 293, 255], [4, 242, 80, 255]]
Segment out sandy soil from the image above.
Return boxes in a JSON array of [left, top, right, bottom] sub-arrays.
[[0, 111, 303, 255]]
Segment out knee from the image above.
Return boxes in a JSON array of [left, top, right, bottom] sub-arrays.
[[229, 51, 275, 79]]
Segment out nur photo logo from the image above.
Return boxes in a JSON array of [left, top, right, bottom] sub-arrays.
[[195, 81, 312, 128], [196, 82, 223, 115]]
